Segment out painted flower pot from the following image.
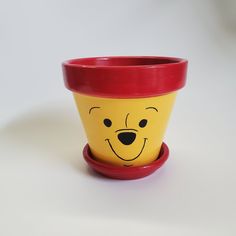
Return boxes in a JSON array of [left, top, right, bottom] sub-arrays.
[[63, 56, 188, 179]]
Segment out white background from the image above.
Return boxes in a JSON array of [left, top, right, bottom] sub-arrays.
[[0, 0, 236, 235]]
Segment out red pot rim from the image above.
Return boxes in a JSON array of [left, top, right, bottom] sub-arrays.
[[63, 56, 188, 98]]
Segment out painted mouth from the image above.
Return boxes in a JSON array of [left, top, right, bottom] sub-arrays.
[[105, 138, 148, 162], [123, 164, 133, 167]]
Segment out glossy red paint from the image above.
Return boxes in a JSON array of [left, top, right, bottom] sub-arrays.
[[63, 56, 188, 98], [83, 142, 169, 180]]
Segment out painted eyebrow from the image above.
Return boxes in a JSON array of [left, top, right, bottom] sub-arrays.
[[89, 106, 101, 114], [145, 107, 158, 112]]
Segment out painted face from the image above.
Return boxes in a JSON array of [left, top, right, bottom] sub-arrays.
[[74, 92, 176, 167]]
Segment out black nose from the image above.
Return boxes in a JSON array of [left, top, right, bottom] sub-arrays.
[[117, 132, 136, 145]]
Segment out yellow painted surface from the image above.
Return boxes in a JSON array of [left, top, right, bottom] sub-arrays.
[[74, 92, 176, 167]]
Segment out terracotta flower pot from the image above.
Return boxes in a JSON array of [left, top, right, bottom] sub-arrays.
[[63, 56, 188, 179]]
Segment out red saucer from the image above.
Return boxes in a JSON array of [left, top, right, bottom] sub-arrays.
[[83, 143, 169, 180]]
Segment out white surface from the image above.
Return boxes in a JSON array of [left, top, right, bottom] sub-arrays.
[[0, 0, 236, 235]]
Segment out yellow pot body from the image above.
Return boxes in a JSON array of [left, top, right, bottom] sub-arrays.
[[74, 92, 176, 167]]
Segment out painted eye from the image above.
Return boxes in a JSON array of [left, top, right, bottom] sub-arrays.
[[103, 118, 112, 127], [139, 119, 147, 128]]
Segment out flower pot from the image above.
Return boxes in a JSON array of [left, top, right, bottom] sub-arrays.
[[63, 56, 188, 179]]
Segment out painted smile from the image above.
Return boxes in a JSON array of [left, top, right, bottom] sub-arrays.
[[105, 138, 148, 162]]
